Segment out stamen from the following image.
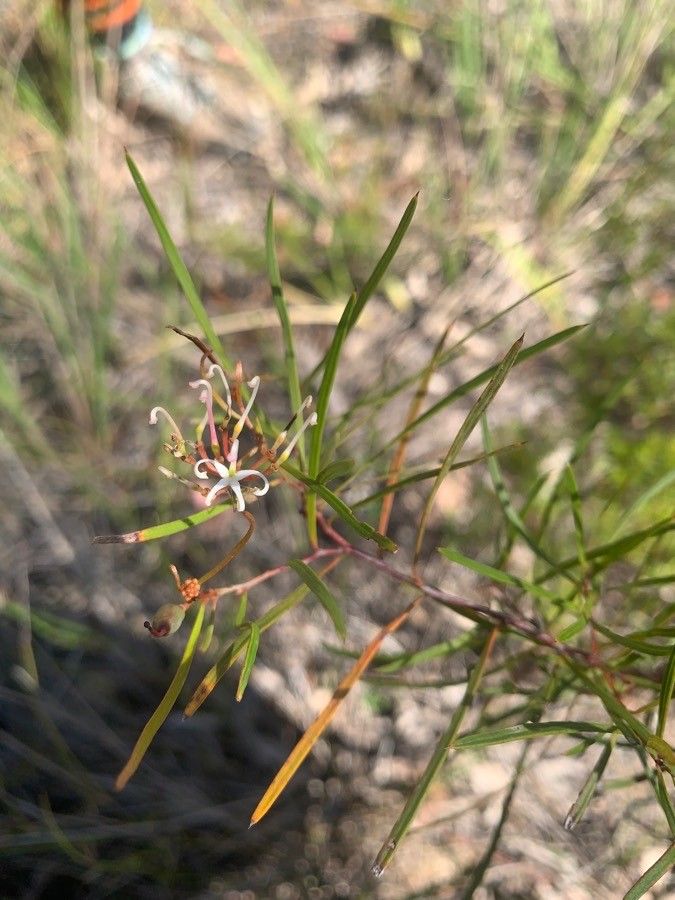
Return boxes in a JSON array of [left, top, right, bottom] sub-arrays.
[[206, 363, 233, 413], [277, 412, 318, 464], [149, 406, 184, 443], [189, 378, 219, 451], [271, 430, 287, 453], [232, 376, 260, 441]]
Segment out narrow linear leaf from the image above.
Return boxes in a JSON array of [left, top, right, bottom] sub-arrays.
[[414, 336, 524, 563], [439, 546, 556, 603], [305, 195, 418, 540], [623, 841, 675, 900], [125, 152, 229, 367], [564, 734, 617, 831], [657, 642, 675, 739], [323, 630, 480, 673], [236, 622, 260, 702], [376, 631, 480, 673], [234, 592, 248, 627], [334, 273, 572, 431], [652, 769, 675, 836], [454, 720, 611, 751], [284, 461, 397, 552], [306, 293, 357, 545], [593, 620, 673, 657], [373, 629, 499, 876], [288, 559, 346, 640], [250, 596, 423, 826], [93, 501, 233, 544], [115, 603, 205, 790], [349, 193, 418, 331], [266, 196, 303, 455]]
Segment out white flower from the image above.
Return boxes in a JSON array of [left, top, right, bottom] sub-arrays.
[[194, 454, 269, 511]]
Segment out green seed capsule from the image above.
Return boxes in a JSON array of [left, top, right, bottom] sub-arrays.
[[144, 603, 185, 637]]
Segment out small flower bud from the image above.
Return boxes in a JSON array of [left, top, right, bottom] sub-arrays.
[[144, 603, 185, 637]]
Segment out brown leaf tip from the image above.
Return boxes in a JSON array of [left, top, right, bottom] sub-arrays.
[[92, 532, 140, 544]]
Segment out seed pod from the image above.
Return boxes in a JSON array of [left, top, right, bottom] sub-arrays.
[[144, 603, 185, 637]]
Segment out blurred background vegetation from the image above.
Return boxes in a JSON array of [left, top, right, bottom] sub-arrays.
[[0, 0, 673, 897]]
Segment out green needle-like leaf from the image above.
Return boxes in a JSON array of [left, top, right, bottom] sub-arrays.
[[125, 152, 229, 368], [236, 622, 260, 702], [306, 293, 357, 545], [348, 193, 418, 331], [372, 628, 499, 876], [564, 734, 617, 831], [657, 642, 675, 738], [289, 559, 346, 640], [414, 335, 524, 563], [93, 501, 233, 543]]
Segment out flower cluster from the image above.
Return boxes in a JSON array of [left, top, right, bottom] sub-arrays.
[[149, 362, 317, 513]]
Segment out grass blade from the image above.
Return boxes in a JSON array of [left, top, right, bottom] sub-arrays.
[[372, 628, 499, 875], [250, 596, 423, 826], [125, 152, 229, 368], [236, 622, 260, 702], [115, 603, 205, 790], [288, 559, 346, 640], [266, 196, 303, 455], [93, 501, 233, 543], [414, 335, 524, 563]]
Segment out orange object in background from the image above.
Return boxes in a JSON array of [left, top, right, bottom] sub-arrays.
[[58, 0, 142, 34], [82, 0, 142, 34], [58, 0, 151, 58]]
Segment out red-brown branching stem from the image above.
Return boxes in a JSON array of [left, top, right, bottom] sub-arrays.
[[314, 513, 595, 667], [213, 547, 344, 598]]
